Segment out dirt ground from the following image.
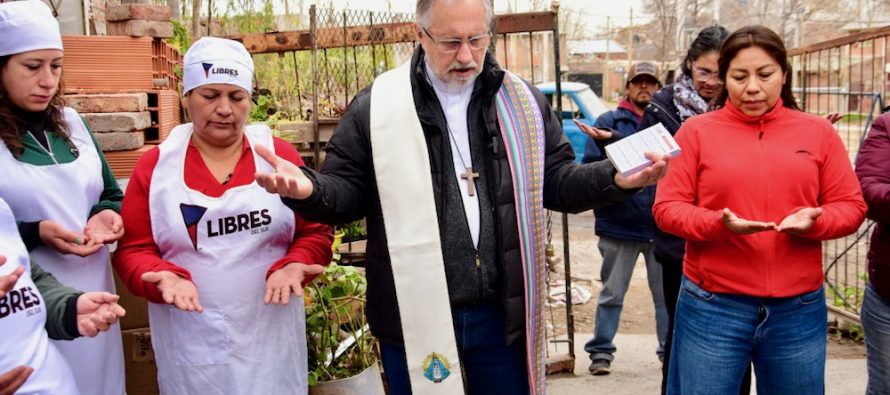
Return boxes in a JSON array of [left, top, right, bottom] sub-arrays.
[[545, 211, 866, 360]]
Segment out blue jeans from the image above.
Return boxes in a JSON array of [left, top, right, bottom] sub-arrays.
[[585, 236, 668, 361], [378, 302, 529, 395], [668, 276, 826, 395], [862, 283, 890, 395]]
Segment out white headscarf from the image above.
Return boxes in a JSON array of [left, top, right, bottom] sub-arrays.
[[182, 37, 254, 94], [0, 1, 63, 57]]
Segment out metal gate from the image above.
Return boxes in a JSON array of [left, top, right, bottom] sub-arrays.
[[789, 27, 890, 321]]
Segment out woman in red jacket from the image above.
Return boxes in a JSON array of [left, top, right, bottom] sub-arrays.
[[112, 37, 332, 394], [653, 25, 867, 394], [857, 112, 890, 395]]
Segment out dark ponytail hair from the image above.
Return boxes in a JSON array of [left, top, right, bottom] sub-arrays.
[[715, 25, 800, 110], [681, 25, 730, 77]]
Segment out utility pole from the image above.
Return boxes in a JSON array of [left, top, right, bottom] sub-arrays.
[[628, 7, 634, 73], [604, 16, 611, 100]]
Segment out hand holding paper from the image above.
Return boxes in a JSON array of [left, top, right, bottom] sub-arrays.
[[613, 152, 671, 189], [605, 123, 681, 179]]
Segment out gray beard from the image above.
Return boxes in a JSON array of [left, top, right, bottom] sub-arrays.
[[425, 58, 479, 91]]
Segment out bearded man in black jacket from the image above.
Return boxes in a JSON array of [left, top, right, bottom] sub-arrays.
[[255, 0, 669, 393]]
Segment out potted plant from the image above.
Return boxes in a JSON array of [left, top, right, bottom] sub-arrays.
[[305, 238, 384, 394]]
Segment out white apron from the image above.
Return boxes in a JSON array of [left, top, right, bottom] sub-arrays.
[[147, 123, 305, 395], [0, 107, 124, 395], [0, 197, 78, 395]]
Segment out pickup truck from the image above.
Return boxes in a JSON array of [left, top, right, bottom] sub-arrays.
[[537, 82, 610, 162]]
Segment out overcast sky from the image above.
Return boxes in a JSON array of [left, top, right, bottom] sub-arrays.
[[298, 0, 649, 31]]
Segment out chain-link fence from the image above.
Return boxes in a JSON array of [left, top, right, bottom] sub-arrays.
[[246, 8, 414, 122], [789, 27, 889, 321], [311, 8, 416, 119]]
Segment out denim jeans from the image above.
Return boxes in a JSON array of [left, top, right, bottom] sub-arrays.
[[659, 259, 752, 395], [667, 276, 826, 395], [585, 236, 668, 362], [862, 283, 890, 395], [378, 301, 529, 395]]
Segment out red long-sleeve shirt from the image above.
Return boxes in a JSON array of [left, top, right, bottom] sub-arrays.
[[113, 135, 333, 304], [653, 100, 866, 297]]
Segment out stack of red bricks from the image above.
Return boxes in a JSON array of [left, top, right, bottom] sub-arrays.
[[61, 6, 183, 179], [67, 93, 150, 152], [106, 3, 173, 38]]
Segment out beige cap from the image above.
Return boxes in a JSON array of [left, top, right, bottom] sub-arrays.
[[626, 61, 659, 84]]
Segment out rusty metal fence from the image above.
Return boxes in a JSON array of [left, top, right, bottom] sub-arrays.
[[789, 27, 890, 321]]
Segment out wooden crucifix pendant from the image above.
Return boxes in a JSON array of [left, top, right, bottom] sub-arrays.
[[461, 166, 480, 196]]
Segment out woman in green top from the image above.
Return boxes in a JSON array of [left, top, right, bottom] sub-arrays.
[[0, 2, 126, 394]]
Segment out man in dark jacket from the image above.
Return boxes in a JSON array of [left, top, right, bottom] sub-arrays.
[[578, 61, 667, 375], [254, 1, 670, 393]]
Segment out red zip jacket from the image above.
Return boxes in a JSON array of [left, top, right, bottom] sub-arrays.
[[112, 135, 333, 303], [653, 99, 866, 297]]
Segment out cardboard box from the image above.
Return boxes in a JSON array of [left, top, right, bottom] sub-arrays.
[[113, 270, 150, 330], [121, 327, 159, 395]]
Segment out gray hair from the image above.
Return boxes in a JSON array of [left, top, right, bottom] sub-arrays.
[[416, 0, 494, 29]]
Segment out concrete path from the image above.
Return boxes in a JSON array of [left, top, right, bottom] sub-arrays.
[[546, 333, 867, 394]]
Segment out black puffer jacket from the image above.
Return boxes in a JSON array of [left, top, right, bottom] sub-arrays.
[[638, 85, 686, 264], [285, 46, 636, 345]]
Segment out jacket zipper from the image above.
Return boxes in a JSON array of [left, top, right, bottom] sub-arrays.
[[475, 249, 485, 300], [758, 118, 772, 293], [29, 131, 59, 165]]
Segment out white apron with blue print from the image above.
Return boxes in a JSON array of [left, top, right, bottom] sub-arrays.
[[0, 197, 78, 395], [147, 123, 306, 394], [0, 107, 124, 395]]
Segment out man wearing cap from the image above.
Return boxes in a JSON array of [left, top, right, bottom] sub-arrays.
[[112, 37, 333, 394], [577, 61, 668, 376]]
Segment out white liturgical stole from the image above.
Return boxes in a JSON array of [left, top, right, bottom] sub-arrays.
[[370, 61, 465, 394]]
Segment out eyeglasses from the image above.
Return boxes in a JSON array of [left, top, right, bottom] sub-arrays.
[[692, 67, 722, 83], [422, 27, 492, 53]]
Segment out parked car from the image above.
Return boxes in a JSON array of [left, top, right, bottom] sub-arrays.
[[537, 81, 610, 162]]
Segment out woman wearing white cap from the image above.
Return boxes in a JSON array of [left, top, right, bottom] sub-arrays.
[[112, 37, 333, 394], [0, 1, 126, 394]]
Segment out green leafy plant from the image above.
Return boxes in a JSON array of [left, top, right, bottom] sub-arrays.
[[249, 93, 276, 121], [169, 19, 192, 55], [305, 261, 377, 386], [338, 220, 367, 243]]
